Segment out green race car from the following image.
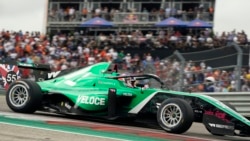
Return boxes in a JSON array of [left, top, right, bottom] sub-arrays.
[[2, 61, 250, 136]]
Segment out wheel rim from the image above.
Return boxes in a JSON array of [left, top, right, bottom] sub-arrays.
[[9, 84, 29, 107], [161, 103, 183, 128]]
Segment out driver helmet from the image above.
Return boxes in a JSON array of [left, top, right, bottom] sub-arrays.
[[129, 77, 136, 87]]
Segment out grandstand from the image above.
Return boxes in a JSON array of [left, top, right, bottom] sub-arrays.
[[46, 0, 215, 34]]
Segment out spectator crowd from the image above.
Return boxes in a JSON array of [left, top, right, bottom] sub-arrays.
[[0, 28, 249, 92], [48, 3, 214, 23]]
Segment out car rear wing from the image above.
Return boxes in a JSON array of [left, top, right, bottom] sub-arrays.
[[0, 60, 51, 71], [0, 59, 83, 90], [17, 62, 51, 71], [0, 60, 53, 89]]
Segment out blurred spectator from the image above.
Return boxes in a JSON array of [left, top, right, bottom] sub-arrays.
[[241, 74, 250, 91], [81, 8, 88, 21], [0, 28, 249, 92]]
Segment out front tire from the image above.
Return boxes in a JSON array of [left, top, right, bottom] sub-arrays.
[[157, 98, 194, 134], [6, 79, 42, 113]]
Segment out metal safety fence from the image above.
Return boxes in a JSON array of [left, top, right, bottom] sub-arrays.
[[157, 43, 250, 92], [199, 92, 250, 118]]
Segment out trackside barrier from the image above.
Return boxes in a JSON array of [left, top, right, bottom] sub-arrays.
[[0, 89, 5, 95], [0, 89, 249, 117], [199, 92, 250, 118]]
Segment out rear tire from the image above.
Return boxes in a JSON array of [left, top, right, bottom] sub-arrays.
[[6, 79, 42, 113], [157, 98, 194, 134]]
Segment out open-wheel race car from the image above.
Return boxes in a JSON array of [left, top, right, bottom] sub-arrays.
[[1, 61, 250, 136]]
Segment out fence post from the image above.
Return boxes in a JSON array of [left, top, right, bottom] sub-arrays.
[[174, 50, 185, 91], [232, 43, 243, 91]]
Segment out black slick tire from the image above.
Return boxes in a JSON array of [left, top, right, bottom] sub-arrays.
[[6, 79, 42, 113]]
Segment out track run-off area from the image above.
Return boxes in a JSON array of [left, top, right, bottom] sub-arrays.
[[0, 95, 250, 141]]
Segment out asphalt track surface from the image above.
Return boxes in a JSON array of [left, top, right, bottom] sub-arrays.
[[1, 95, 250, 141]]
